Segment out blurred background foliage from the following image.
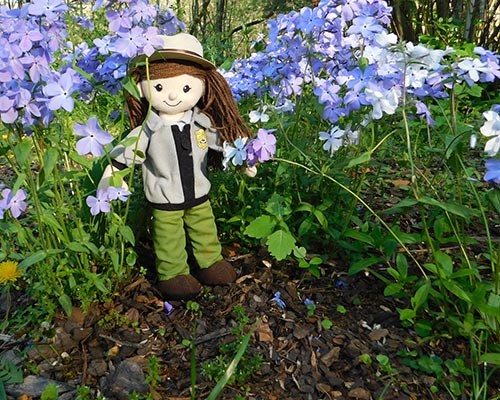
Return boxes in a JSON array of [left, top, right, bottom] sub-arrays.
[[164, 0, 500, 62]]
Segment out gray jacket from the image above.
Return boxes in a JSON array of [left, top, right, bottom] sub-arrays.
[[110, 107, 222, 210]]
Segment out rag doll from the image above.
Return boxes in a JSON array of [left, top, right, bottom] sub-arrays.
[[99, 33, 252, 300]]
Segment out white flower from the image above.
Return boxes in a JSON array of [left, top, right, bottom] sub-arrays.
[[457, 58, 491, 82], [480, 110, 500, 156], [249, 106, 270, 123], [319, 126, 345, 156], [365, 84, 401, 120]]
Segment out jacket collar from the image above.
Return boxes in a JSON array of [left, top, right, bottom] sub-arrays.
[[144, 107, 212, 131]]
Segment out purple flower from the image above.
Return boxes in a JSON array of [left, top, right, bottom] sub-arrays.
[[28, 0, 68, 20], [347, 16, 385, 39], [164, 301, 174, 315], [106, 9, 132, 33], [74, 117, 113, 157], [110, 26, 146, 58], [246, 129, 276, 165], [0, 188, 27, 218], [86, 189, 111, 216], [43, 70, 76, 112], [415, 101, 435, 126], [142, 27, 164, 57], [484, 159, 500, 184], [106, 186, 131, 202], [303, 298, 314, 307], [271, 291, 286, 309]]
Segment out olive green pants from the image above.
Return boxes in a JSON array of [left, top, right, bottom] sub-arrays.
[[152, 200, 222, 281]]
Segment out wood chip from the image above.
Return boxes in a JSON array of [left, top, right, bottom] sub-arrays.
[[368, 328, 389, 342]]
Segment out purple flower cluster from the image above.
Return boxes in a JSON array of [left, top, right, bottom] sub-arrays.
[[0, 0, 76, 127], [73, 0, 185, 95], [0, 188, 27, 219], [86, 186, 131, 216], [0, 0, 185, 129], [223, 129, 277, 168], [223, 0, 500, 155]]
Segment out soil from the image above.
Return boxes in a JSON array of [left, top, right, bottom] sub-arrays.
[[1, 243, 499, 400]]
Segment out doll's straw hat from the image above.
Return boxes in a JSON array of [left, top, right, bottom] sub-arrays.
[[133, 32, 215, 70]]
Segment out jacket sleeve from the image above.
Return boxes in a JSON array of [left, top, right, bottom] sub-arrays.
[[109, 125, 151, 168]]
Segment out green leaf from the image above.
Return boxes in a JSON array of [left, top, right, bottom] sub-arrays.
[[312, 209, 328, 230], [346, 151, 371, 168], [479, 353, 500, 365], [486, 190, 500, 215], [19, 250, 47, 269], [343, 229, 375, 246], [396, 253, 408, 279], [41, 383, 59, 400], [434, 250, 453, 277], [67, 242, 90, 253], [321, 319, 333, 329], [398, 308, 416, 321], [384, 198, 419, 214], [411, 281, 430, 311], [348, 256, 383, 275], [118, 225, 135, 245], [384, 282, 404, 296], [122, 74, 142, 99], [58, 294, 73, 316], [441, 280, 472, 303], [0, 359, 23, 384], [69, 151, 93, 169], [266, 229, 296, 260], [13, 138, 32, 166], [265, 194, 292, 218], [293, 246, 307, 259], [42, 147, 59, 179], [244, 215, 276, 239], [419, 196, 472, 221]]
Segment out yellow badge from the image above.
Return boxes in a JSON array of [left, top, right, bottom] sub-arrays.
[[195, 129, 208, 150]]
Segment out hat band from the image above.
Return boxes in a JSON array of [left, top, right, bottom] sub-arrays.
[[160, 48, 205, 59]]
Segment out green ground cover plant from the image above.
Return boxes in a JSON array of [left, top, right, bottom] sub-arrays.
[[0, 0, 499, 398]]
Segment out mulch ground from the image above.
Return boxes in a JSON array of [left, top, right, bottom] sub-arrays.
[[2, 244, 499, 400]]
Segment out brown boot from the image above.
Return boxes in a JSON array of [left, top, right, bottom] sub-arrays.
[[156, 274, 202, 300], [195, 260, 237, 285]]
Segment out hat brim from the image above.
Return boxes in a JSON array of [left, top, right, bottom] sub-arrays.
[[132, 50, 215, 70]]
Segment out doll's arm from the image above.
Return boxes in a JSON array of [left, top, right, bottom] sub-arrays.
[[98, 164, 129, 191], [98, 126, 149, 190], [243, 166, 257, 177]]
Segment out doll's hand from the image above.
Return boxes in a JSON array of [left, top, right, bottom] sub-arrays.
[[243, 166, 257, 178], [98, 165, 129, 191]]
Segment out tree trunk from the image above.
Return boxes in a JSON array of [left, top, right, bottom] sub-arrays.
[[215, 0, 226, 35], [389, 0, 418, 42]]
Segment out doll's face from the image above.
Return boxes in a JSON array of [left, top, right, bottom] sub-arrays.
[[139, 74, 204, 116]]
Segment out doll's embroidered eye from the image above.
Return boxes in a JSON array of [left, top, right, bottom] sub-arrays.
[[154, 84, 163, 92], [183, 85, 191, 93]]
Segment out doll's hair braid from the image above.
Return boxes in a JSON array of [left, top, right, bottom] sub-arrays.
[[126, 61, 252, 143]]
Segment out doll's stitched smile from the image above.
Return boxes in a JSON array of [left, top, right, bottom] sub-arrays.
[[164, 100, 182, 107]]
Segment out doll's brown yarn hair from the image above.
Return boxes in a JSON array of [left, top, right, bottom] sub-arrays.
[[126, 60, 251, 143]]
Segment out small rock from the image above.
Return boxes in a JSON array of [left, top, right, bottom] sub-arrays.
[[53, 327, 77, 352], [102, 359, 148, 400], [71, 327, 93, 342], [6, 375, 74, 398], [348, 387, 371, 400], [88, 359, 108, 377]]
